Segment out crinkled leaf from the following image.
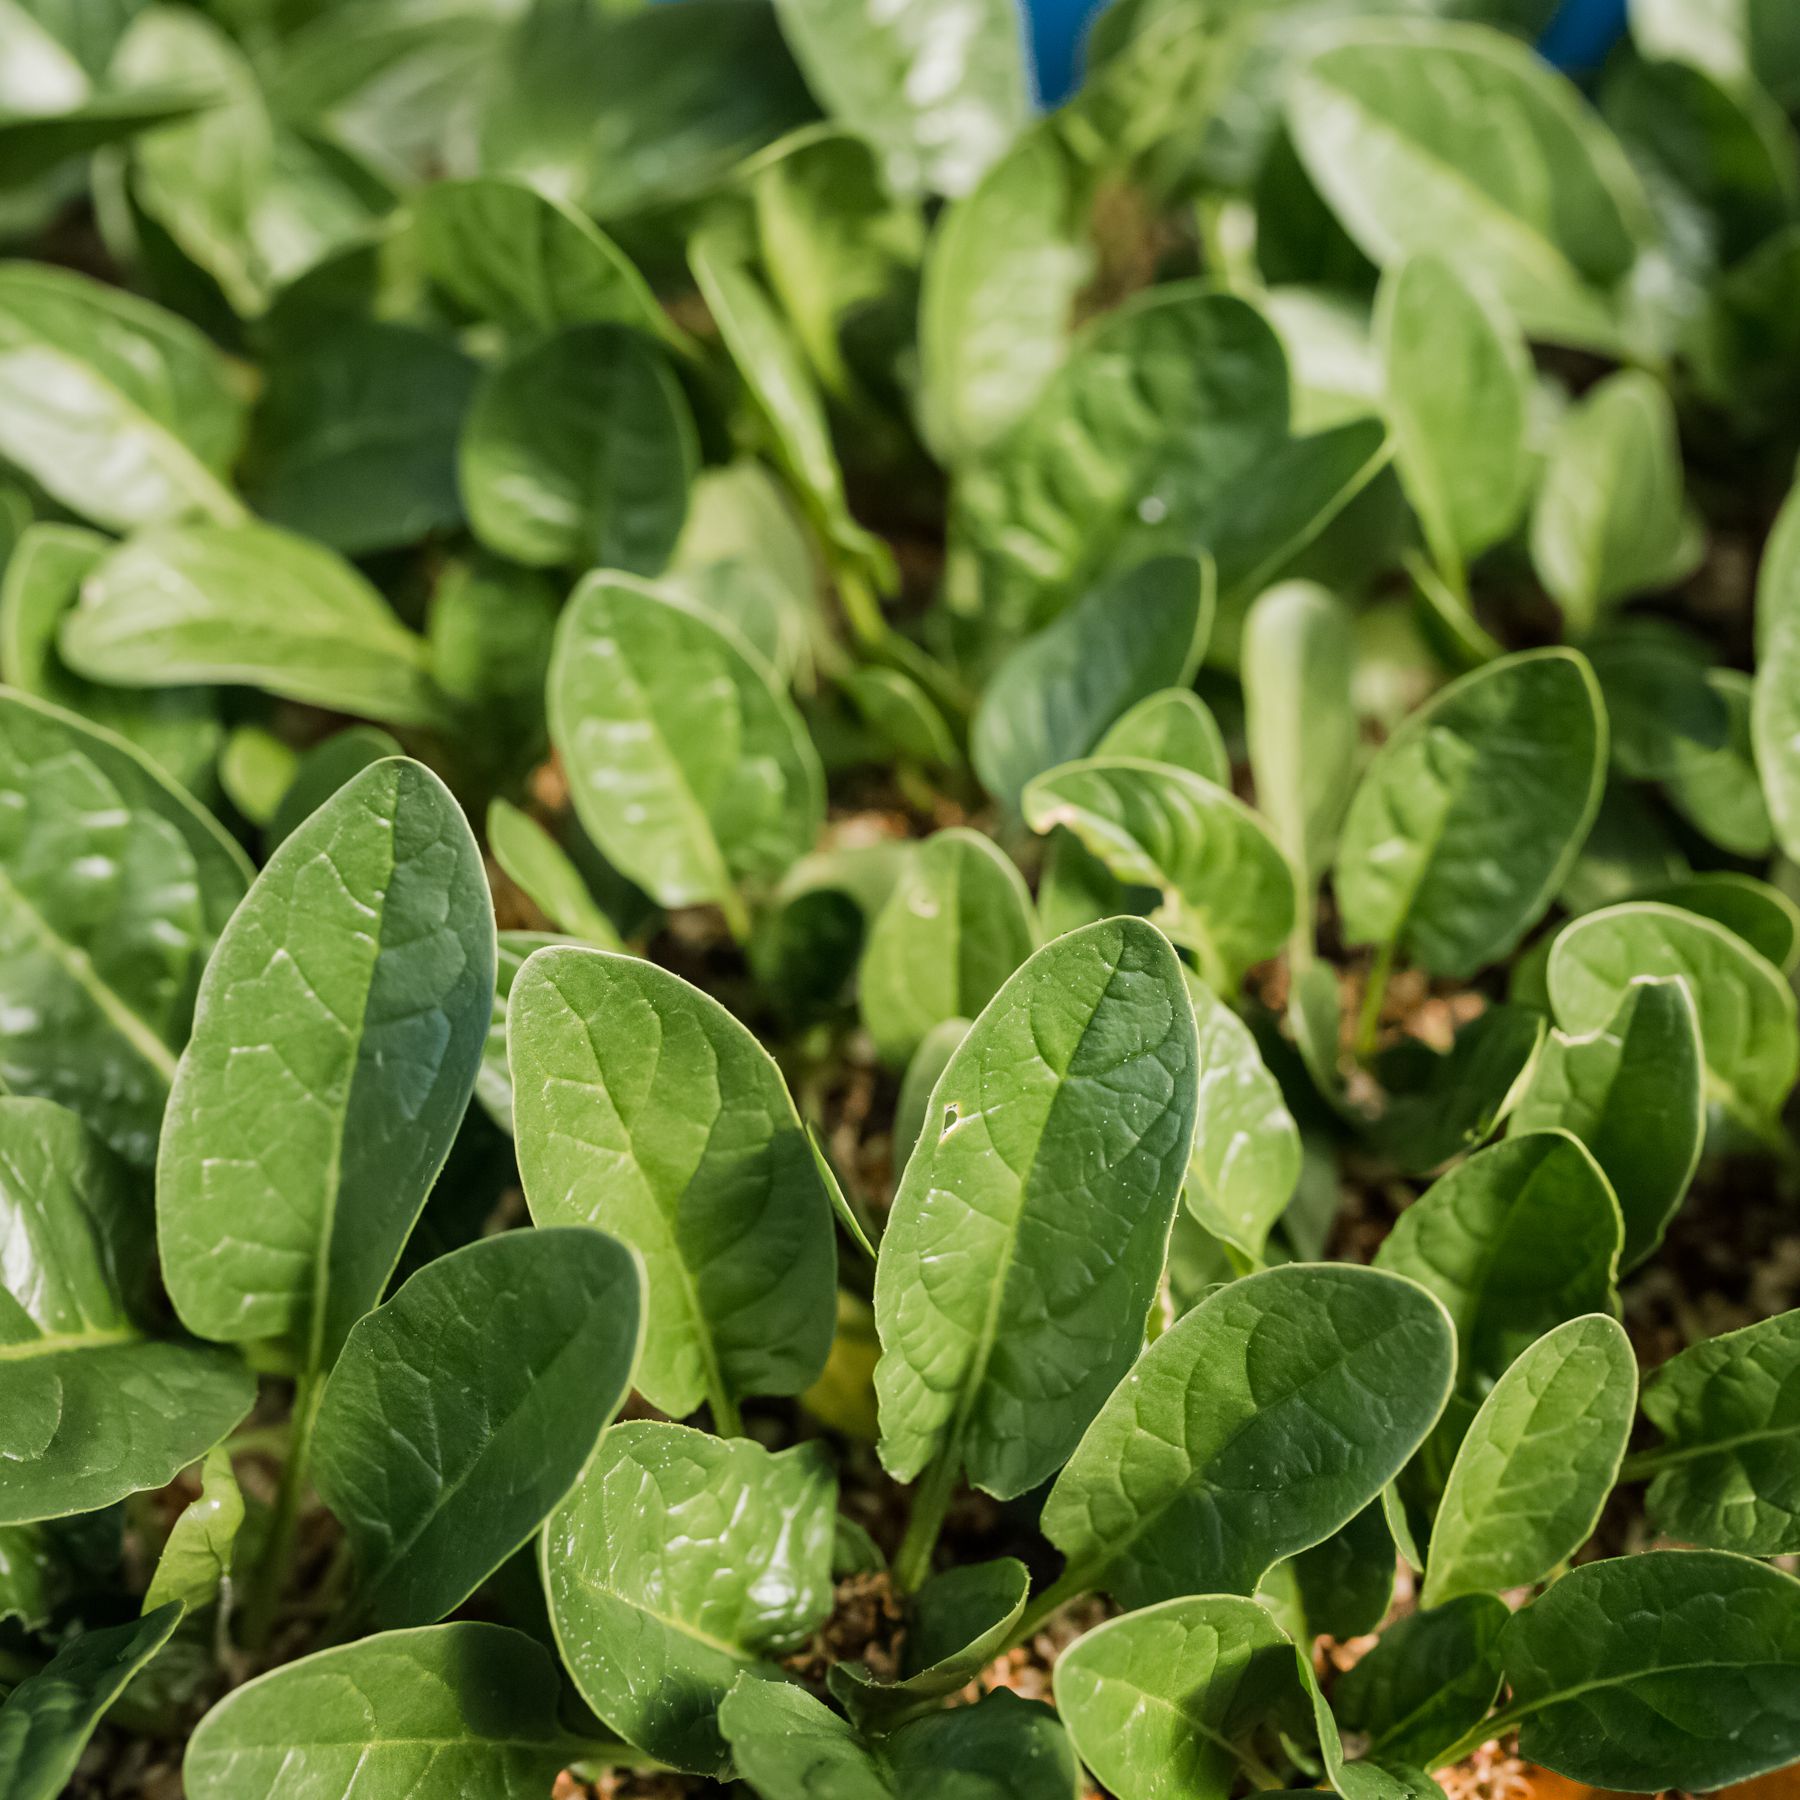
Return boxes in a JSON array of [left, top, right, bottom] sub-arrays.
[[143, 1448, 241, 1616]]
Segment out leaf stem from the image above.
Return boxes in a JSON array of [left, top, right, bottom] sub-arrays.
[[893, 1448, 961, 1592], [1431, 1703, 1527, 1772], [1010, 1564, 1093, 1646], [708, 1380, 744, 1438], [715, 885, 753, 947], [1355, 939, 1396, 1063], [242, 1369, 323, 1650]]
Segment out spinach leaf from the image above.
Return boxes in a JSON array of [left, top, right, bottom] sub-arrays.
[[314, 1227, 642, 1629], [475, 930, 566, 1137], [858, 827, 1039, 1066], [0, 1096, 253, 1524], [267, 727, 401, 850], [542, 1421, 835, 1775], [158, 757, 493, 1373], [1023, 759, 1295, 993], [1664, 668, 1774, 858], [508, 944, 837, 1422], [1422, 1314, 1635, 1607], [1335, 648, 1606, 979], [1633, 1308, 1800, 1555], [0, 688, 250, 1164], [1753, 475, 1800, 857], [143, 1447, 241, 1617], [1099, 687, 1229, 783], [875, 918, 1196, 1505], [1648, 872, 1800, 973], [485, 798, 622, 948], [183, 1623, 579, 1798], [1040, 1264, 1454, 1609]]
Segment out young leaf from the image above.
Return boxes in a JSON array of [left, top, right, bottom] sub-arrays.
[[1243, 581, 1358, 894], [1663, 669, 1774, 858], [955, 286, 1290, 632], [143, 1448, 243, 1616], [1530, 371, 1703, 636], [1099, 688, 1230, 784], [1288, 1501, 1398, 1642], [843, 667, 960, 770], [858, 828, 1039, 1066], [873, 918, 1198, 1500], [1634, 1309, 1800, 1556], [475, 930, 565, 1136], [0, 1097, 253, 1524], [485, 798, 622, 948], [0, 262, 245, 530], [1377, 255, 1532, 586], [63, 523, 445, 728], [1335, 1595, 1508, 1769], [1185, 972, 1301, 1261], [1587, 617, 1729, 780], [267, 727, 403, 850], [1648, 873, 1800, 974], [542, 1421, 836, 1775], [459, 324, 695, 573], [1510, 975, 1704, 1268], [1040, 1264, 1455, 1609], [1753, 476, 1800, 859], [771, 0, 1027, 198], [410, 175, 676, 343], [1054, 1595, 1299, 1800], [548, 573, 824, 921], [1499, 1552, 1800, 1792], [1288, 21, 1651, 350], [722, 1677, 1078, 1800], [508, 945, 837, 1419], [893, 1015, 970, 1173], [1374, 1132, 1620, 1390], [314, 1227, 642, 1629], [1422, 1314, 1636, 1607], [1335, 648, 1606, 979], [0, 1604, 183, 1800], [158, 758, 494, 1373], [0, 688, 250, 1165], [971, 556, 1210, 814], [1546, 900, 1799, 1132], [183, 1623, 577, 1799], [1023, 759, 1295, 993]]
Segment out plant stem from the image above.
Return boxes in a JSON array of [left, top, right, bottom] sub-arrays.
[[1355, 939, 1396, 1063], [893, 1448, 961, 1592], [716, 885, 752, 947], [709, 1380, 744, 1438], [242, 1369, 322, 1650], [1010, 1565, 1092, 1646], [1432, 1704, 1526, 1772]]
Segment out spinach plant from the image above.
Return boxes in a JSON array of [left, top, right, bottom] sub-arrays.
[[2, 1, 1800, 1796]]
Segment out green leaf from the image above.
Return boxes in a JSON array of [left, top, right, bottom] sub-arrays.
[[772, 0, 1027, 198], [1529, 371, 1703, 636], [1243, 580, 1358, 892], [1335, 648, 1606, 979], [1184, 972, 1300, 1261], [0, 521, 219, 797], [917, 125, 1088, 463], [158, 757, 494, 1374], [955, 286, 1289, 632], [893, 1015, 970, 1174], [843, 666, 960, 770], [0, 1096, 253, 1524], [1648, 873, 1800, 973], [1663, 668, 1774, 858], [143, 1447, 242, 1615], [1377, 254, 1532, 584], [0, 688, 250, 1164], [183, 1622, 577, 1799], [63, 522, 444, 728], [1054, 1595, 1298, 1800], [690, 230, 888, 579], [874, 918, 1196, 1501], [410, 175, 677, 345], [267, 726, 402, 850], [475, 930, 565, 1137], [1587, 617, 1729, 780], [1373, 1132, 1621, 1390], [542, 1420, 836, 1775], [1757, 477, 1800, 861], [1635, 1308, 1800, 1556], [1022, 759, 1295, 993], [549, 573, 824, 918], [0, 86, 215, 191], [1500, 1551, 1800, 1791], [1041, 1263, 1454, 1608], [244, 320, 478, 557], [858, 828, 1038, 1066], [1422, 1314, 1635, 1607], [1510, 975, 1704, 1268], [508, 944, 837, 1418], [1289, 1501, 1397, 1641], [1335, 1595, 1508, 1768], [830, 1557, 1030, 1729], [460, 324, 695, 573], [0, 1604, 182, 1800], [315, 1227, 641, 1629], [1098, 688, 1229, 784], [1546, 900, 1799, 1132], [1288, 20, 1651, 351], [971, 556, 1210, 814], [485, 799, 622, 949], [1294, 1648, 1440, 1800], [0, 262, 244, 531]]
